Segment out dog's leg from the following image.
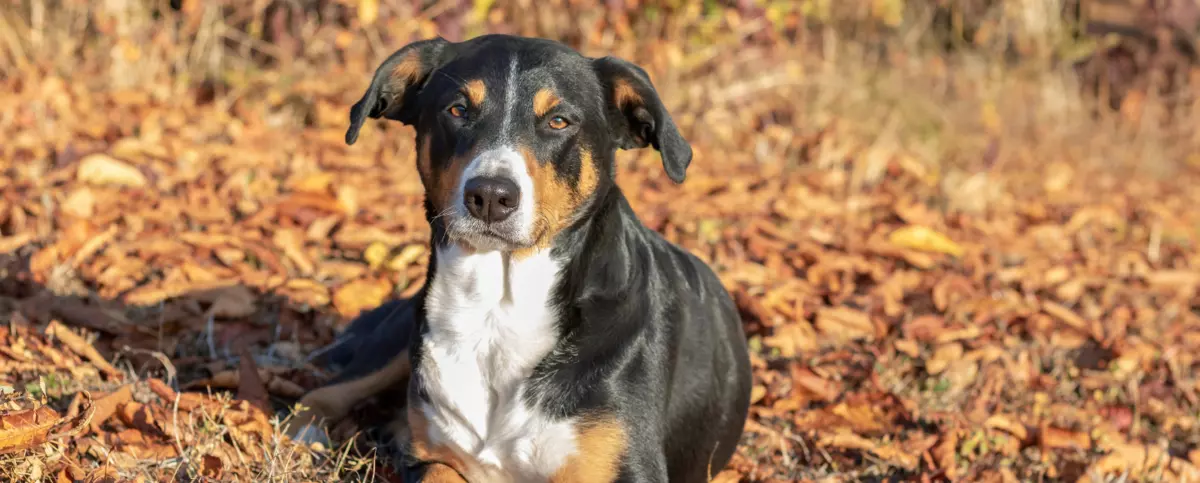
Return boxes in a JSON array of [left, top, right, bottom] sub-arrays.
[[285, 350, 411, 444], [416, 463, 468, 483]]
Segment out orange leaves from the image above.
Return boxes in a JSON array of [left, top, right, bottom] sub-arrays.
[[76, 154, 148, 188], [0, 392, 94, 455], [813, 307, 879, 344], [3, 5, 1200, 481], [887, 225, 964, 258], [332, 277, 393, 319]]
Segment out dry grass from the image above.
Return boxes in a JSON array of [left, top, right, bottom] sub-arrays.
[[2, 0, 1200, 481]]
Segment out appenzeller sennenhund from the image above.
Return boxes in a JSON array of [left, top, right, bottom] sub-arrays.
[[286, 34, 752, 483]]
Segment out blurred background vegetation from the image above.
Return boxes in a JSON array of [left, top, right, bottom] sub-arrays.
[[2, 0, 1199, 199], [2, 2, 1200, 480]]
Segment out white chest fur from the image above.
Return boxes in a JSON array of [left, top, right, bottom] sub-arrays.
[[416, 244, 576, 482]]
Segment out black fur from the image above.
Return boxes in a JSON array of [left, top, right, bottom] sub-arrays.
[[331, 34, 751, 483]]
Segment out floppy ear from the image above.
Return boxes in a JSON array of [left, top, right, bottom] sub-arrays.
[[345, 37, 455, 145], [592, 56, 693, 183]]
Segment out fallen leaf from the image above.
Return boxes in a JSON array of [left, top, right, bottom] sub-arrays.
[[818, 429, 918, 469], [1083, 440, 1200, 482], [750, 385, 767, 404], [363, 241, 390, 269], [287, 171, 335, 194], [77, 153, 147, 187], [332, 278, 393, 319], [117, 402, 162, 436], [0, 392, 94, 455], [387, 244, 427, 271], [89, 385, 133, 432], [814, 307, 877, 344], [45, 321, 123, 380], [926, 343, 963, 375], [1039, 425, 1090, 450], [62, 188, 96, 218], [792, 367, 841, 402], [887, 225, 964, 257], [763, 321, 818, 357], [201, 285, 258, 318], [984, 414, 1029, 442], [933, 426, 962, 479], [200, 453, 224, 478], [236, 347, 271, 413], [274, 229, 315, 275]]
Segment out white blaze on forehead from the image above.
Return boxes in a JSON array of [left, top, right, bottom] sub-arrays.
[[500, 54, 521, 140]]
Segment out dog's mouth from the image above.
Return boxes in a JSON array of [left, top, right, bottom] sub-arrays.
[[442, 216, 531, 252]]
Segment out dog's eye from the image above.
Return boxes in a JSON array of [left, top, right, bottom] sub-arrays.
[[448, 104, 468, 119], [548, 116, 569, 130]]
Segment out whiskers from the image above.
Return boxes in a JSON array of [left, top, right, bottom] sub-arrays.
[[431, 206, 460, 247]]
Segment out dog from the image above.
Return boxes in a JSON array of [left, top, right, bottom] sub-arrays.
[[286, 34, 753, 483]]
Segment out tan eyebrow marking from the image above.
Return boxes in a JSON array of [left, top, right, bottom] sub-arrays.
[[464, 79, 487, 106], [533, 89, 561, 117]]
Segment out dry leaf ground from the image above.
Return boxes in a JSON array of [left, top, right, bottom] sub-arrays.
[[3, 1, 1200, 482]]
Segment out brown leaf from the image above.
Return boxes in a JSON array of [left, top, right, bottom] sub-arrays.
[[818, 429, 918, 469], [814, 307, 877, 344], [200, 453, 224, 479], [887, 225, 963, 257], [984, 414, 1030, 443], [926, 343, 963, 375], [89, 385, 133, 432], [763, 321, 818, 357], [45, 320, 123, 380], [77, 153, 147, 187], [201, 285, 258, 318], [1039, 425, 1090, 450], [0, 392, 94, 455], [387, 244, 428, 271], [1041, 301, 1089, 333], [792, 366, 842, 402], [750, 385, 767, 404], [274, 228, 315, 275], [62, 188, 97, 218], [286, 171, 335, 194], [1083, 441, 1200, 482], [333, 277, 393, 319], [933, 426, 962, 479], [236, 347, 272, 413], [117, 402, 162, 437]]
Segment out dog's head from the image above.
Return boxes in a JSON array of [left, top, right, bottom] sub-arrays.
[[345, 35, 691, 255]]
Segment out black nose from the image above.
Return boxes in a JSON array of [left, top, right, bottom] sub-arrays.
[[464, 176, 520, 223]]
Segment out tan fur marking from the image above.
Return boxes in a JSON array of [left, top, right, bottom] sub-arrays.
[[577, 148, 598, 203], [428, 153, 469, 216], [417, 134, 433, 189], [612, 79, 642, 110], [464, 79, 487, 107], [421, 464, 469, 482], [511, 146, 599, 259], [550, 416, 628, 483], [514, 145, 598, 260], [389, 52, 423, 87], [285, 350, 411, 439], [533, 89, 561, 117]]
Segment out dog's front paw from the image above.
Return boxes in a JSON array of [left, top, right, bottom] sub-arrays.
[[413, 462, 468, 483]]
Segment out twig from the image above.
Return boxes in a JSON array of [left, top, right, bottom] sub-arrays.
[[206, 313, 217, 360]]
